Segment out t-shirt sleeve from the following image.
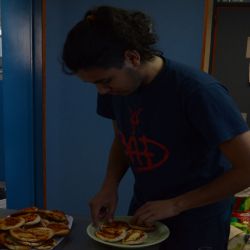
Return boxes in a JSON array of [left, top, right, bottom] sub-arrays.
[[186, 83, 249, 146], [96, 93, 116, 119]]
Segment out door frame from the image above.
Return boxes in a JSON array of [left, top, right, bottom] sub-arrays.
[[201, 0, 250, 73], [2, 0, 45, 208]]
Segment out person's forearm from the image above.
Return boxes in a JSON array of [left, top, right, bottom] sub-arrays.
[[174, 167, 250, 214], [101, 136, 130, 191]]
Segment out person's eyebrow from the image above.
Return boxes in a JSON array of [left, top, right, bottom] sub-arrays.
[[94, 77, 112, 84]]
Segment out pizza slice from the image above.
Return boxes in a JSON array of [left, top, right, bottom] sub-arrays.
[[0, 216, 25, 230], [38, 209, 68, 224], [46, 222, 70, 236], [95, 227, 127, 242], [11, 207, 39, 216], [100, 220, 130, 231], [15, 213, 41, 226], [35, 238, 57, 250], [10, 227, 54, 243], [0, 232, 31, 250], [122, 229, 147, 245], [39, 219, 50, 227], [14, 238, 57, 250]]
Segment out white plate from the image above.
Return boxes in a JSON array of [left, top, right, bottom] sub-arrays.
[[86, 216, 170, 249]]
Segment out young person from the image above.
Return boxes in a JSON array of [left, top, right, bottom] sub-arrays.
[[62, 5, 250, 249]]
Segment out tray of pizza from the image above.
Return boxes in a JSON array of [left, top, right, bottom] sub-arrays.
[[0, 207, 73, 250]]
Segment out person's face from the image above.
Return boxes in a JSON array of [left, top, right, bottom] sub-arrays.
[[76, 51, 143, 96]]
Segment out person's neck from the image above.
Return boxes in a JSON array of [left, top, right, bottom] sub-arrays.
[[139, 56, 164, 85]]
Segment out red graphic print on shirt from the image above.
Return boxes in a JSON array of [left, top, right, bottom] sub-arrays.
[[119, 108, 170, 173]]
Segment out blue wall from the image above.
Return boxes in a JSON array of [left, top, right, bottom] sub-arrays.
[[0, 80, 4, 181], [46, 0, 205, 216]]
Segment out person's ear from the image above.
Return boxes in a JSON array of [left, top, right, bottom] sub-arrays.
[[124, 50, 141, 67]]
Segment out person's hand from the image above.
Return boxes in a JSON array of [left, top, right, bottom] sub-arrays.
[[89, 188, 118, 226], [131, 199, 181, 227]]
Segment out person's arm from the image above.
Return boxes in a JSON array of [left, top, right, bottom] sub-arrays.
[[89, 121, 130, 225], [132, 130, 250, 226]]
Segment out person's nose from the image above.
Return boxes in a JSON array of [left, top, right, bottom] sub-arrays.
[[96, 84, 111, 95]]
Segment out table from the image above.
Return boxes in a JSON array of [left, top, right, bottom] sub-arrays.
[[0, 209, 160, 250], [2, 209, 245, 249]]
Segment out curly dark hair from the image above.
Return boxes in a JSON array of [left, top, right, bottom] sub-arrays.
[[62, 5, 162, 74]]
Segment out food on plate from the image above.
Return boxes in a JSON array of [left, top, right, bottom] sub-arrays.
[[13, 213, 41, 226], [0, 217, 26, 230], [33, 238, 57, 250], [11, 207, 39, 216], [39, 219, 50, 227], [0, 232, 30, 250], [0, 207, 72, 250], [14, 239, 47, 247], [46, 222, 70, 236], [100, 220, 130, 231], [38, 210, 68, 224], [122, 229, 147, 245], [95, 227, 127, 242], [94, 219, 151, 245], [10, 227, 54, 243]]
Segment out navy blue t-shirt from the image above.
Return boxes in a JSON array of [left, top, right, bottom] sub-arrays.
[[97, 58, 249, 215]]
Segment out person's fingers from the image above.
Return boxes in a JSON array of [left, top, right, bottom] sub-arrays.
[[106, 203, 116, 223], [132, 203, 149, 219], [90, 208, 99, 226], [131, 202, 159, 226], [89, 193, 117, 226], [142, 216, 155, 227], [134, 210, 153, 225], [89, 201, 105, 226]]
